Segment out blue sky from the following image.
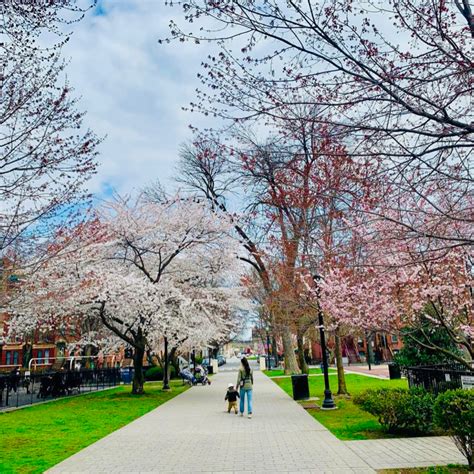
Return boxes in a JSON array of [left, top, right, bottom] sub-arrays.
[[63, 1, 216, 197]]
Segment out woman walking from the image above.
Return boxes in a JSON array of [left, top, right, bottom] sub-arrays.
[[237, 357, 253, 418]]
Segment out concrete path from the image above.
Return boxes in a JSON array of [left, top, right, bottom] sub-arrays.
[[346, 437, 466, 470], [48, 370, 374, 473], [47, 366, 466, 473], [344, 365, 390, 379]]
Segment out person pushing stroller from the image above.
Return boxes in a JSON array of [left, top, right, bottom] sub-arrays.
[[225, 382, 239, 414]]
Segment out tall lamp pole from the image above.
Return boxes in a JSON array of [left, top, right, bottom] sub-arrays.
[[313, 274, 336, 410], [163, 336, 170, 391], [266, 330, 271, 371]]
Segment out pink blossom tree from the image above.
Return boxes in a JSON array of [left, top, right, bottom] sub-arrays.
[[314, 240, 473, 368], [166, 0, 473, 252]]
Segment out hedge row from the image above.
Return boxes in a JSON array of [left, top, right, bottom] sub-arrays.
[[144, 366, 177, 381], [354, 388, 473, 468]]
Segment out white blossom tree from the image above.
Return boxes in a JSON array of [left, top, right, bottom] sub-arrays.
[[9, 196, 243, 394]]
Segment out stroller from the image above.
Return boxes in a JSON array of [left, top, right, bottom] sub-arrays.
[[194, 365, 211, 385], [179, 366, 211, 386]]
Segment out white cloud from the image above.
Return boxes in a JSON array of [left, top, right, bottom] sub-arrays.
[[62, 0, 216, 196]]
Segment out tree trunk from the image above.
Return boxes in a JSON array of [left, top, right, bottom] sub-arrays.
[[191, 350, 196, 376], [272, 334, 278, 367], [366, 332, 373, 370], [132, 344, 145, 395], [84, 345, 93, 368], [307, 326, 319, 362], [297, 334, 309, 374], [162, 337, 170, 391], [334, 328, 348, 395], [282, 326, 300, 374], [169, 346, 179, 376]]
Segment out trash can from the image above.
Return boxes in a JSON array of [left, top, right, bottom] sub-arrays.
[[120, 367, 134, 384], [291, 374, 309, 400], [388, 362, 401, 379], [207, 364, 213, 375]]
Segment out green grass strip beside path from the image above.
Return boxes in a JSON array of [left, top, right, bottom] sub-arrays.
[[269, 372, 408, 440], [0, 381, 188, 474], [264, 367, 337, 377]]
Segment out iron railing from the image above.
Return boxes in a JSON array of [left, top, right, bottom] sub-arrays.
[[0, 367, 121, 410], [406, 363, 474, 394]]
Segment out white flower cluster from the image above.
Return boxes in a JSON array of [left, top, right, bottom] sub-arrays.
[[8, 196, 246, 354]]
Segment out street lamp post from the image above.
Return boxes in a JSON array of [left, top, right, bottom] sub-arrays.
[[266, 330, 271, 370], [313, 274, 336, 410], [163, 336, 170, 391]]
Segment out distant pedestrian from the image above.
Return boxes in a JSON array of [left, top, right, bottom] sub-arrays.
[[237, 357, 253, 418], [8, 366, 20, 393], [225, 382, 240, 414]]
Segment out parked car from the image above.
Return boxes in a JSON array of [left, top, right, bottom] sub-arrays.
[[217, 355, 226, 366]]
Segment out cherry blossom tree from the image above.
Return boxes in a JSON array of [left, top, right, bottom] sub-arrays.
[[168, 0, 474, 370], [314, 238, 473, 369], [178, 117, 376, 376], [394, 248, 473, 367], [167, 0, 473, 251], [9, 196, 243, 394], [0, 1, 99, 256]]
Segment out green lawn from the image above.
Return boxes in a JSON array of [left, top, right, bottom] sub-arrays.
[[264, 367, 336, 377], [0, 381, 188, 474], [269, 373, 408, 440]]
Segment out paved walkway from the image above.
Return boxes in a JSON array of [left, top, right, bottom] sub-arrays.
[[346, 437, 466, 470], [47, 369, 465, 473], [48, 370, 374, 473], [345, 365, 390, 379]]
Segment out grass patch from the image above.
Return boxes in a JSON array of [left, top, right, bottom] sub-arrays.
[[0, 381, 188, 474], [269, 373, 408, 440], [264, 367, 336, 377], [378, 465, 470, 473]]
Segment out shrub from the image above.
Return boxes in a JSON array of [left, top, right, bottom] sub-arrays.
[[394, 313, 463, 368], [144, 366, 176, 381], [354, 387, 435, 434], [434, 389, 474, 469]]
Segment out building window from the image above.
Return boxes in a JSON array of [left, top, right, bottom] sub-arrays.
[[5, 351, 19, 365], [44, 349, 50, 364], [391, 334, 399, 343], [37, 350, 43, 364]]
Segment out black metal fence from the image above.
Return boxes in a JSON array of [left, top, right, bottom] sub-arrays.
[[0, 368, 121, 410], [406, 363, 474, 394]]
